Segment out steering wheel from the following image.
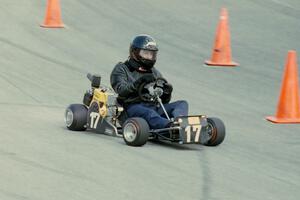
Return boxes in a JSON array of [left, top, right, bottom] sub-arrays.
[[137, 77, 168, 102]]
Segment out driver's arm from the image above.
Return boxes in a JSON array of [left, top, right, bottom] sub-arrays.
[[152, 68, 173, 103], [110, 64, 136, 97]]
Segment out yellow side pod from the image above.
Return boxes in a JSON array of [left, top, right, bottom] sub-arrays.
[[92, 89, 108, 117]]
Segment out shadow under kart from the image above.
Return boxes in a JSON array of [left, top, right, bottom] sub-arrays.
[[65, 73, 225, 147]]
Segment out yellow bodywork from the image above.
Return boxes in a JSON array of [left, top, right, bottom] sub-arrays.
[[91, 89, 108, 117]]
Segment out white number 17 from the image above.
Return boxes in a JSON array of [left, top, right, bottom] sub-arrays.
[[184, 125, 201, 143], [90, 112, 100, 129]]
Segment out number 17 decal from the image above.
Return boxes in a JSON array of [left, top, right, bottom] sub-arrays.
[[184, 125, 202, 143], [90, 112, 100, 129]]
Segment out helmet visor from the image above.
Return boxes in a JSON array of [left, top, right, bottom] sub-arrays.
[[139, 49, 157, 61]]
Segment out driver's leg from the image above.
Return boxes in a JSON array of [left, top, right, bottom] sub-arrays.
[[126, 103, 170, 129], [159, 100, 189, 119]]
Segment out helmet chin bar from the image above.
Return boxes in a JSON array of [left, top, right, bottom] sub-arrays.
[[139, 58, 156, 69]]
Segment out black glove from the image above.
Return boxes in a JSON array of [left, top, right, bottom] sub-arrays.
[[133, 74, 155, 89], [161, 83, 173, 104], [163, 83, 173, 94]]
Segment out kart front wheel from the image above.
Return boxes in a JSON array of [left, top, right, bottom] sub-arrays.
[[65, 104, 88, 131], [205, 117, 226, 146], [122, 117, 150, 146]]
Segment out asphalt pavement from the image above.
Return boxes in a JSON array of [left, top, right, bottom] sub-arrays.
[[0, 0, 299, 199]]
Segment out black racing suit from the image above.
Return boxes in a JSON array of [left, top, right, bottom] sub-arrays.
[[110, 58, 188, 129], [110, 58, 171, 107]]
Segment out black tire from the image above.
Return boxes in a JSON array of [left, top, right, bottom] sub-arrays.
[[122, 117, 150, 146], [65, 104, 88, 131], [205, 117, 226, 146]]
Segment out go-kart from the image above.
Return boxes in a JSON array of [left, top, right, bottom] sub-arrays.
[[64, 73, 226, 147]]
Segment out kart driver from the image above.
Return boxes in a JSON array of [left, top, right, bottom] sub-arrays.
[[110, 34, 188, 129]]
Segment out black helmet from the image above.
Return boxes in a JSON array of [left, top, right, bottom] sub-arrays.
[[129, 34, 158, 70]]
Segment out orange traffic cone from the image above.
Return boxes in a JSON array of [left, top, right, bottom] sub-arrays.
[[205, 8, 238, 66], [266, 50, 300, 123], [40, 0, 64, 28]]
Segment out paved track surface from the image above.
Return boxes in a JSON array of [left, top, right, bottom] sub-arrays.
[[0, 0, 299, 199]]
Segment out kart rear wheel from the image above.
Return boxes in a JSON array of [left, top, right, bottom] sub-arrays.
[[205, 117, 225, 146], [122, 117, 150, 146], [65, 104, 88, 131]]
